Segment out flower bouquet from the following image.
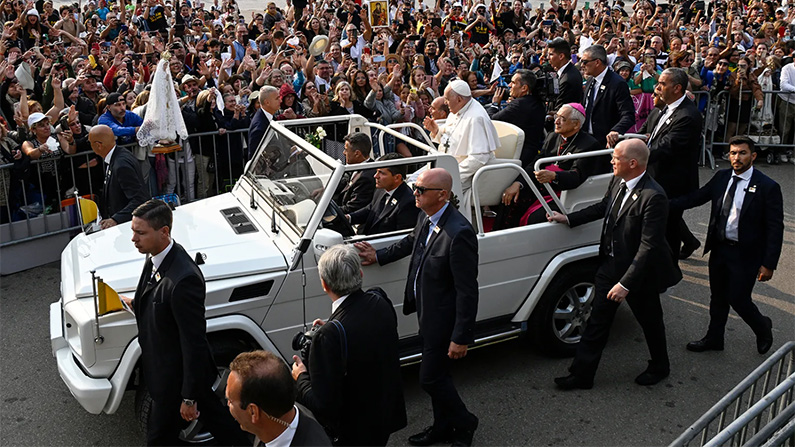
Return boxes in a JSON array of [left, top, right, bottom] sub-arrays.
[[305, 126, 327, 149]]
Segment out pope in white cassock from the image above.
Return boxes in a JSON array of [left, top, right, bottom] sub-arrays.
[[423, 79, 499, 210]]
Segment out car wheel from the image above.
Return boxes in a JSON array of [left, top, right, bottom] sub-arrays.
[[133, 336, 255, 443], [530, 263, 598, 357]]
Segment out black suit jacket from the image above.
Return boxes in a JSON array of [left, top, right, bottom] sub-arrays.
[[519, 130, 607, 191], [553, 62, 584, 111], [568, 174, 681, 292], [487, 94, 546, 166], [248, 108, 270, 159], [582, 69, 636, 147], [639, 97, 703, 198], [349, 182, 419, 235], [104, 146, 148, 225], [290, 406, 332, 446], [376, 205, 479, 346], [296, 288, 407, 444], [671, 168, 784, 270], [132, 243, 217, 402], [334, 163, 377, 214]]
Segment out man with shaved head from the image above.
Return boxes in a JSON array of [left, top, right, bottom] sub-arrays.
[[548, 139, 681, 390], [89, 124, 148, 229], [355, 168, 480, 446]]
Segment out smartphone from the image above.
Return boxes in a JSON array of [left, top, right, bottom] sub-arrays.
[[584, 1, 589, 9], [120, 24, 128, 33], [542, 19, 553, 26], [373, 54, 385, 62], [431, 17, 441, 27], [318, 84, 327, 94]]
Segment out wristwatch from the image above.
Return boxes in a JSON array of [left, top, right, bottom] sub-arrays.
[[183, 399, 196, 407]]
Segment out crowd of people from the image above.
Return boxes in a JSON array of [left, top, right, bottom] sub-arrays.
[[0, 0, 793, 223]]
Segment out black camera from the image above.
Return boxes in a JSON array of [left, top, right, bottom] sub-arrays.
[[292, 325, 320, 366]]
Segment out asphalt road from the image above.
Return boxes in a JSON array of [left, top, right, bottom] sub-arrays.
[[1, 162, 793, 447]]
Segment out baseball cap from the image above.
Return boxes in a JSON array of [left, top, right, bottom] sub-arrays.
[[27, 112, 48, 127], [106, 92, 124, 104]]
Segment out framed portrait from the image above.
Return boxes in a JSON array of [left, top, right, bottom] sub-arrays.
[[369, 0, 390, 28]]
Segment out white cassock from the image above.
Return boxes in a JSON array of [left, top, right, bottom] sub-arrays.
[[434, 98, 499, 210]]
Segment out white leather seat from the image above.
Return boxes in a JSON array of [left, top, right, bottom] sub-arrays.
[[559, 173, 613, 213], [471, 158, 522, 208], [492, 121, 525, 160]]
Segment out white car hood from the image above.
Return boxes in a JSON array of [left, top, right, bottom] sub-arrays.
[[62, 194, 287, 301]]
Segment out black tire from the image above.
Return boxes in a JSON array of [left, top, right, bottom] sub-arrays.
[[530, 262, 598, 357], [133, 335, 256, 443]]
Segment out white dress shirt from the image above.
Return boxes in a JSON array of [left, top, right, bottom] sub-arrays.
[[150, 238, 174, 273], [259, 405, 300, 447], [723, 167, 753, 242], [331, 293, 350, 314], [650, 93, 686, 142], [586, 67, 608, 133]]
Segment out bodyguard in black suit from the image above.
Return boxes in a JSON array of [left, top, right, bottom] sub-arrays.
[[123, 200, 249, 446], [356, 168, 479, 447], [639, 68, 704, 259], [227, 350, 331, 447], [348, 153, 420, 235], [486, 69, 547, 166], [334, 132, 376, 214], [247, 87, 280, 159], [580, 45, 636, 148], [292, 245, 406, 445], [672, 136, 783, 355], [549, 139, 681, 390], [88, 125, 148, 230], [548, 38, 584, 112]]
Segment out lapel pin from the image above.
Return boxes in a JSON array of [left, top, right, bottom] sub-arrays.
[[154, 272, 161, 282], [391, 198, 398, 206], [433, 225, 441, 234], [600, 85, 606, 91], [748, 185, 756, 193], [632, 193, 638, 201]]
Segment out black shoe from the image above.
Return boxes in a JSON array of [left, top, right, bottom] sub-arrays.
[[757, 317, 773, 355], [554, 374, 593, 390], [686, 337, 724, 352], [679, 240, 701, 260], [635, 368, 670, 386], [451, 416, 479, 447], [408, 426, 454, 446]]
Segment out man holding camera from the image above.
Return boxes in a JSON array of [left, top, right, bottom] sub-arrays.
[[291, 245, 406, 446]]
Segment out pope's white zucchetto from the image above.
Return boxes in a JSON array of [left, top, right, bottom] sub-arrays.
[[448, 79, 472, 97]]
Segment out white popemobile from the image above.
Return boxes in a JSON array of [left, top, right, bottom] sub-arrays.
[[50, 115, 612, 441]]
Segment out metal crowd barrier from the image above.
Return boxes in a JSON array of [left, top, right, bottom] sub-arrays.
[[705, 90, 795, 163], [671, 341, 795, 447]]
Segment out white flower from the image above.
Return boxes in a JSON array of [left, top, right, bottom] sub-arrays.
[[316, 127, 327, 138]]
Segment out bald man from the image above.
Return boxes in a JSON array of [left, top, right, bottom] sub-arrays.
[[356, 168, 480, 446], [89, 125, 148, 229], [423, 80, 499, 211], [548, 139, 681, 390], [248, 86, 281, 159]]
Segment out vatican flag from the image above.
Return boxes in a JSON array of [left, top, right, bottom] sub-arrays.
[[97, 279, 123, 315], [78, 197, 99, 225]]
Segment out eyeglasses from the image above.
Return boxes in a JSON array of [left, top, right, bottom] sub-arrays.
[[387, 58, 398, 63], [580, 58, 596, 65], [412, 184, 444, 194], [717, 61, 729, 66]]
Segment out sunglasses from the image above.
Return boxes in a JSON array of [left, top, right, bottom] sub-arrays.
[[412, 184, 444, 194]]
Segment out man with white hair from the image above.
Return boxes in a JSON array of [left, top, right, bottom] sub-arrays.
[[423, 79, 499, 210]]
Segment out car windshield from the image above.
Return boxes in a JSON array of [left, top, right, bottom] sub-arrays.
[[245, 127, 337, 234]]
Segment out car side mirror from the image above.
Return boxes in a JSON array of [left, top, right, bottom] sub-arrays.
[[312, 228, 344, 261]]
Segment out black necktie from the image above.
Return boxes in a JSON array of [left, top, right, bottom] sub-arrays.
[[585, 82, 597, 129], [408, 219, 432, 303], [649, 106, 669, 143], [377, 193, 390, 215], [604, 182, 627, 256], [717, 176, 741, 241]]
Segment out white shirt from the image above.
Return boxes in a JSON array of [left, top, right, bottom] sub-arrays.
[[556, 61, 571, 78], [778, 62, 795, 104], [151, 238, 174, 273], [586, 68, 608, 133], [103, 145, 117, 165], [650, 93, 686, 142], [264, 110, 274, 122], [259, 405, 300, 447], [723, 167, 753, 242], [331, 293, 350, 314], [341, 35, 367, 60], [616, 171, 645, 213]]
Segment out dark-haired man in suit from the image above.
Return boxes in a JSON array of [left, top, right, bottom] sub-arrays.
[[355, 168, 480, 447], [347, 153, 420, 235], [580, 44, 636, 148], [88, 124, 148, 230], [121, 200, 249, 446], [548, 37, 584, 111], [672, 136, 783, 355], [639, 68, 703, 260], [334, 132, 376, 214], [549, 139, 681, 389]]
